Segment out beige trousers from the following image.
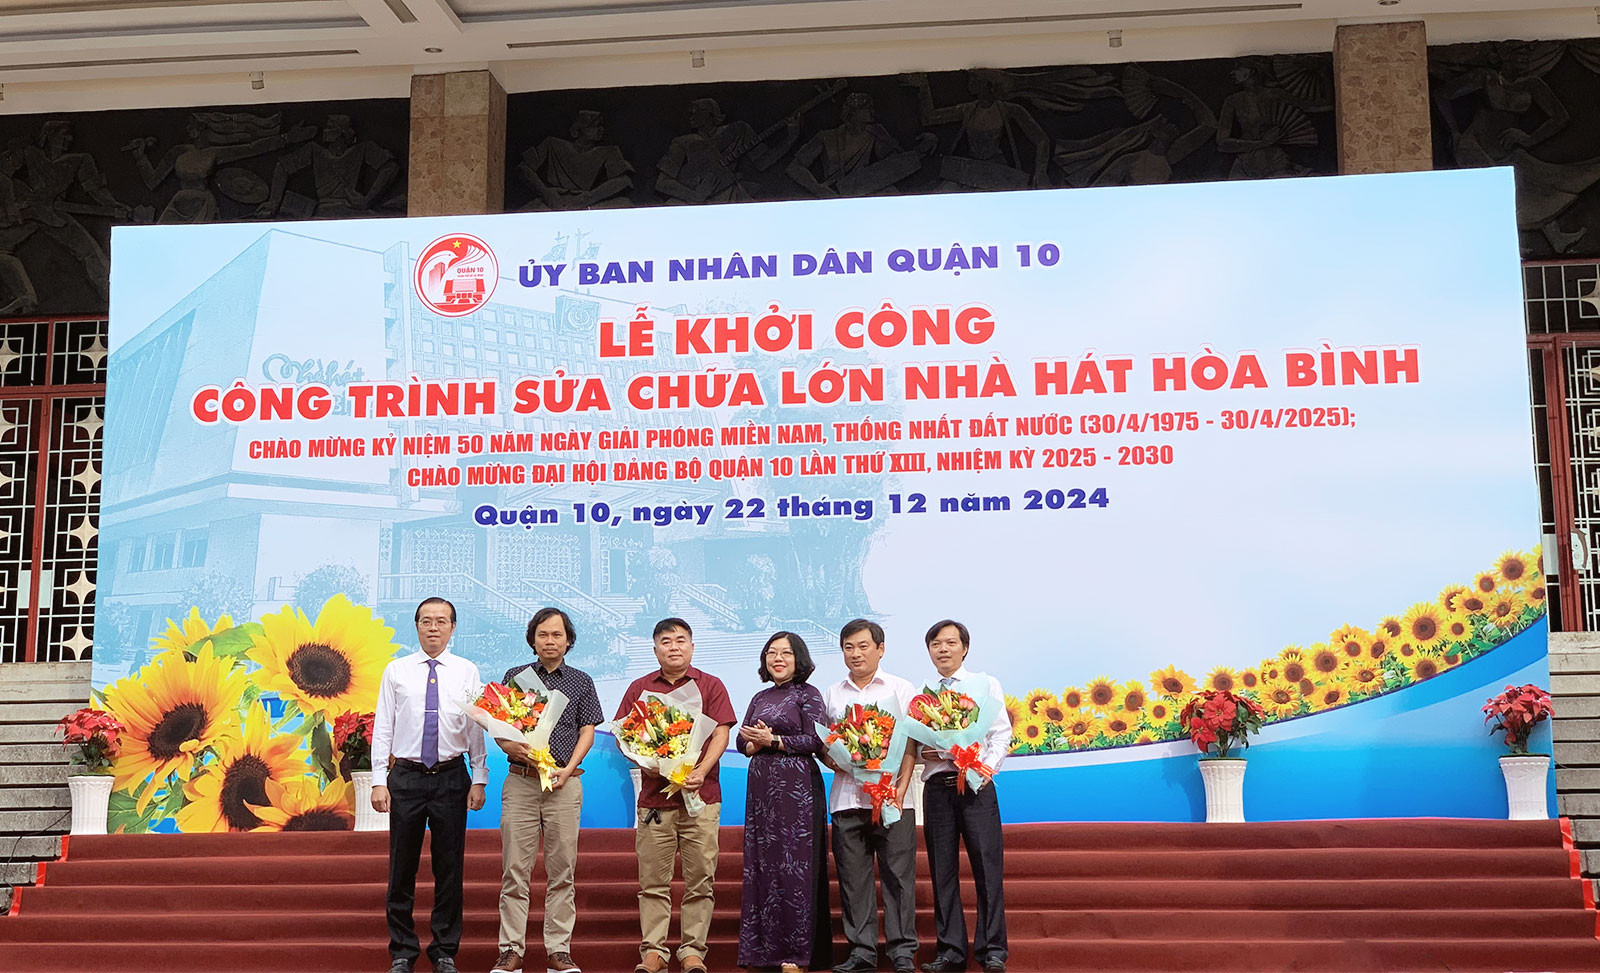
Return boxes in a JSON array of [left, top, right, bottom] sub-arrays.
[[635, 802, 722, 963], [498, 773, 583, 957]]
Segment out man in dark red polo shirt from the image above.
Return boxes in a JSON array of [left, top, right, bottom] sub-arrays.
[[615, 617, 736, 973]]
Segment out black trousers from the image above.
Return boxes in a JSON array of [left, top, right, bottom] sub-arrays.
[[923, 774, 1007, 966], [386, 759, 471, 963], [832, 807, 919, 965]]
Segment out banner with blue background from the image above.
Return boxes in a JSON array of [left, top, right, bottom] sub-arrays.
[[94, 167, 1550, 832]]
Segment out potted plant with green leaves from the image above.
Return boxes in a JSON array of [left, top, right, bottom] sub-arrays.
[[1179, 688, 1264, 823], [55, 707, 125, 835], [1483, 684, 1555, 820]]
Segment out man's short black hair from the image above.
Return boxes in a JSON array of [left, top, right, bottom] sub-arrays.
[[839, 618, 884, 648], [653, 617, 693, 640], [527, 607, 577, 650], [414, 597, 456, 624], [924, 618, 970, 648]]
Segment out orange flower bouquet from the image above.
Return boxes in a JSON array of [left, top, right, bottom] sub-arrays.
[[462, 670, 569, 789], [816, 702, 908, 824], [608, 682, 716, 815], [901, 681, 1001, 793]]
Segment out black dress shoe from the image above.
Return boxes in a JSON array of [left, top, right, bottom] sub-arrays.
[[981, 962, 1006, 972], [893, 961, 917, 973], [921, 960, 966, 973], [833, 956, 878, 973]]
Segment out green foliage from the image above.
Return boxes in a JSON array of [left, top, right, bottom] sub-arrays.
[[294, 564, 370, 618]]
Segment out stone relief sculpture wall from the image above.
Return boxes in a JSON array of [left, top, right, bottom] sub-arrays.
[[504, 55, 1338, 213], [0, 98, 409, 315], [1432, 39, 1600, 258]]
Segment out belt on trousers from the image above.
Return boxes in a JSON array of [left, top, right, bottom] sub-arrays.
[[393, 755, 464, 775], [927, 772, 960, 786], [506, 761, 583, 779]]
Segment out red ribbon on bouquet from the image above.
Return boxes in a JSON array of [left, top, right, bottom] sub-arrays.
[[862, 772, 899, 824], [950, 743, 995, 794]]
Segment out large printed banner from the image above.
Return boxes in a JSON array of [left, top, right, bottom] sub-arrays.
[[96, 168, 1548, 833]]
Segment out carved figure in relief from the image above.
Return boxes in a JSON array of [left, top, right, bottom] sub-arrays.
[[255, 114, 399, 219], [517, 110, 634, 211], [785, 92, 935, 197], [1433, 43, 1599, 253], [26, 121, 129, 300], [903, 67, 1119, 190], [123, 111, 314, 223], [0, 141, 39, 316], [1214, 58, 1329, 179], [655, 96, 805, 203], [1053, 67, 1218, 187]]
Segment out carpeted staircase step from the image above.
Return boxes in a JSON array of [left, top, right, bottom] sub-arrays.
[[37, 845, 1572, 884], [6, 907, 1596, 943], [9, 937, 1600, 973], [54, 818, 1572, 858], [15, 876, 1592, 913], [6, 820, 1599, 972]]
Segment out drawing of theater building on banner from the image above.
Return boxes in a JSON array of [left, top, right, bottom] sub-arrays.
[[98, 227, 869, 688]]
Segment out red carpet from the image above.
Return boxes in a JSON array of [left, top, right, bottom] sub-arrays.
[[3, 819, 1599, 972]]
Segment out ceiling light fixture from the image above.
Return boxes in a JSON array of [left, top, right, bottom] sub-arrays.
[[1108, 29, 1123, 47], [1377, 0, 1399, 5], [250, 71, 264, 90], [424, 47, 442, 53]]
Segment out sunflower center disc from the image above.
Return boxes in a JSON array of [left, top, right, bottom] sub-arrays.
[[147, 701, 209, 760], [283, 809, 347, 832], [286, 642, 353, 698], [220, 754, 272, 829]]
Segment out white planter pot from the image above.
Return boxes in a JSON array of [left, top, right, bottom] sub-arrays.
[[1499, 754, 1552, 821], [1198, 758, 1247, 823], [67, 775, 113, 835], [351, 770, 387, 832]]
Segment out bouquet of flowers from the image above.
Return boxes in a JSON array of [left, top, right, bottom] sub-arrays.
[[816, 702, 908, 824], [608, 681, 717, 815], [462, 668, 570, 789], [56, 707, 124, 774], [332, 711, 375, 772], [1178, 689, 1263, 758], [1483, 684, 1555, 754], [901, 681, 1002, 793]]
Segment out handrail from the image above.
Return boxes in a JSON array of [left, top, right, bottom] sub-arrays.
[[521, 576, 628, 626], [677, 582, 741, 626]]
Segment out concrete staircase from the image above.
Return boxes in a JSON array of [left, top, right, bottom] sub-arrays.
[[0, 661, 90, 914]]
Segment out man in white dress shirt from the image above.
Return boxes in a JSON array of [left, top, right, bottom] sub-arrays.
[[918, 619, 1011, 973], [823, 618, 920, 973], [371, 597, 489, 973]]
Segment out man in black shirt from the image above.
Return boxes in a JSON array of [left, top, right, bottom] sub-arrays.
[[490, 607, 606, 973]]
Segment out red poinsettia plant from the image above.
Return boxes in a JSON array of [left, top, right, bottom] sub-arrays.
[[56, 707, 124, 774], [1179, 689, 1264, 759], [1482, 684, 1554, 755], [332, 711, 376, 772]]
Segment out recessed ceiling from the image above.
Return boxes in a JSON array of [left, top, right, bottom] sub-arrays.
[[0, 0, 1593, 110]]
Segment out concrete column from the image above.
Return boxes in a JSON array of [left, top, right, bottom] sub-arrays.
[[407, 70, 506, 216], [1333, 21, 1433, 174]]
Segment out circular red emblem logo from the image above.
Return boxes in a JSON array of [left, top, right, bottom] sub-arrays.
[[414, 233, 498, 317]]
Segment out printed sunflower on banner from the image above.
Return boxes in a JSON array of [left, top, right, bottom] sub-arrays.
[[1005, 547, 1548, 756], [97, 593, 401, 833], [98, 640, 249, 816]]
